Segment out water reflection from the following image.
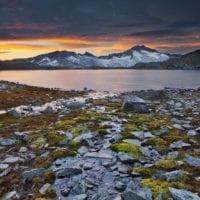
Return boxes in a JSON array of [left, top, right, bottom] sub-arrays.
[[0, 70, 200, 92]]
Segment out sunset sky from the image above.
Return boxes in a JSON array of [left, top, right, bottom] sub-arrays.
[[0, 0, 200, 60]]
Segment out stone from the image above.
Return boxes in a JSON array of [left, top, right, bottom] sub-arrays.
[[73, 194, 87, 200], [153, 127, 169, 136], [56, 167, 82, 178], [39, 183, 51, 195], [184, 154, 200, 167], [42, 106, 53, 114], [140, 147, 162, 161], [58, 107, 70, 116], [187, 130, 198, 136], [0, 138, 16, 146], [162, 170, 188, 181], [78, 146, 88, 155], [122, 95, 149, 113], [19, 147, 28, 153], [61, 188, 70, 196], [118, 165, 128, 174], [0, 167, 11, 177], [8, 109, 21, 117], [123, 139, 141, 146], [115, 181, 127, 191], [14, 132, 30, 143], [169, 187, 200, 200], [83, 162, 93, 170], [74, 130, 97, 142], [3, 191, 18, 200], [118, 152, 135, 163], [173, 124, 184, 130], [0, 164, 9, 170], [68, 102, 84, 109], [22, 168, 45, 180], [130, 131, 144, 139], [155, 192, 163, 200], [170, 140, 191, 149], [3, 156, 22, 163], [168, 151, 179, 159], [122, 187, 152, 200], [85, 151, 113, 159]]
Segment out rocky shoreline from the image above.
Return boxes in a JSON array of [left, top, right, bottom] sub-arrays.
[[0, 81, 200, 200]]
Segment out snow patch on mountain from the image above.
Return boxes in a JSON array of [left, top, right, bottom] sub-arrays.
[[30, 46, 171, 68]]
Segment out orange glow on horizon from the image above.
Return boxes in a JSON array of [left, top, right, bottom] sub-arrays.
[[0, 35, 200, 60]]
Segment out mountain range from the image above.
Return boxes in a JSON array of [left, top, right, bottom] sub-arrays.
[[0, 45, 200, 70]]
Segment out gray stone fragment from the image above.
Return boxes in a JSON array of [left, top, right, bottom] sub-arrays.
[[187, 130, 198, 136], [169, 187, 200, 200], [115, 181, 127, 191], [3, 156, 22, 163], [118, 152, 135, 163], [170, 140, 191, 149], [14, 132, 30, 143], [153, 127, 169, 136], [78, 146, 88, 155], [162, 170, 188, 181], [22, 168, 45, 180], [56, 167, 82, 178], [185, 154, 200, 167], [39, 183, 51, 195], [122, 187, 152, 200], [73, 194, 87, 200], [0, 138, 15, 146]]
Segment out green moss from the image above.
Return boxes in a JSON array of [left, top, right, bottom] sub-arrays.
[[97, 128, 108, 135], [55, 119, 77, 129], [46, 132, 64, 146], [141, 178, 170, 198], [156, 159, 179, 171], [131, 167, 155, 176], [68, 140, 80, 148], [45, 186, 56, 196], [50, 149, 76, 160], [146, 136, 168, 153], [71, 126, 87, 138], [124, 123, 139, 132], [34, 156, 51, 169], [110, 142, 141, 159]]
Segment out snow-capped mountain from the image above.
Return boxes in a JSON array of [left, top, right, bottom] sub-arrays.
[[12, 45, 172, 68], [28, 45, 171, 68]]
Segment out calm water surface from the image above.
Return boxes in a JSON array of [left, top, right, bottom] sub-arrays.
[[0, 70, 200, 92]]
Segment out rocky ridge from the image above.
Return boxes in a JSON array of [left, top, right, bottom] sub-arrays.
[[0, 81, 200, 200]]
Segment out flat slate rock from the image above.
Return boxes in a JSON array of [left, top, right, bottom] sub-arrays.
[[184, 154, 200, 167], [169, 187, 200, 200]]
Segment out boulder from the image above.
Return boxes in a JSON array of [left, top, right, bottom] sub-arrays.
[[169, 187, 200, 200], [122, 95, 149, 113]]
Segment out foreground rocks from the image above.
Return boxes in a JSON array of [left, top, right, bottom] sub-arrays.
[[0, 81, 200, 200]]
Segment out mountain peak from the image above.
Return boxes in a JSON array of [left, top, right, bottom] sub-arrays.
[[129, 45, 157, 52], [83, 52, 96, 57]]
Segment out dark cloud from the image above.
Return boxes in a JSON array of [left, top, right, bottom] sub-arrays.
[[0, 0, 200, 53]]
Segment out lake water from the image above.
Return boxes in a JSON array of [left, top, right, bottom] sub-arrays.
[[0, 70, 200, 92]]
